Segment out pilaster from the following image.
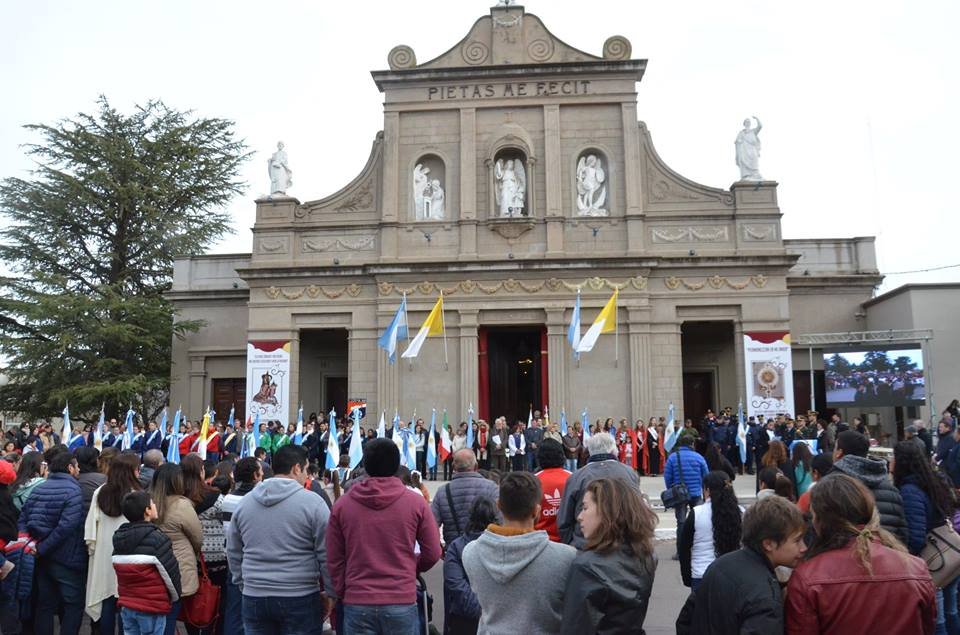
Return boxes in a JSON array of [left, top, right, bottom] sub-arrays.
[[459, 311, 479, 412], [545, 308, 567, 411]]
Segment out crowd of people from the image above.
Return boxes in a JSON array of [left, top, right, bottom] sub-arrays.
[[1, 402, 960, 634]]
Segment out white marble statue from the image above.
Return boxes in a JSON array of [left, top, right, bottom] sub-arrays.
[[268, 141, 293, 195], [428, 179, 445, 219], [735, 116, 763, 181], [495, 158, 526, 217], [413, 163, 431, 219], [576, 154, 607, 216]]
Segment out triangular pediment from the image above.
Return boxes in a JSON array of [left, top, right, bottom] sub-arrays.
[[385, 5, 632, 70]]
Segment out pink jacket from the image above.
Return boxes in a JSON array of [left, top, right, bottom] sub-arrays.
[[326, 477, 442, 605]]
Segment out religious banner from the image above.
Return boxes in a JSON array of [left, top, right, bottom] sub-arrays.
[[246, 341, 291, 427], [743, 331, 795, 419]]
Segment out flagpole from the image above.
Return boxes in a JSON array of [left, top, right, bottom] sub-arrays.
[[403, 292, 413, 371], [440, 290, 448, 371], [576, 288, 581, 369], [614, 287, 619, 368]]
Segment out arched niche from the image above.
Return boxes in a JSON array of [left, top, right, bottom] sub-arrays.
[[411, 154, 447, 221], [574, 147, 611, 217], [484, 125, 537, 219]]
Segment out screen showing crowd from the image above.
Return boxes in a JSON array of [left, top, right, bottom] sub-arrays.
[[823, 348, 925, 407]]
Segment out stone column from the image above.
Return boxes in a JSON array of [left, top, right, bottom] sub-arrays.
[[650, 322, 683, 421], [286, 332, 301, 426], [734, 321, 746, 405], [188, 355, 207, 417], [459, 311, 479, 412], [621, 102, 645, 254], [459, 108, 478, 259], [627, 307, 653, 422], [543, 104, 564, 257], [380, 111, 400, 261], [545, 308, 567, 411]]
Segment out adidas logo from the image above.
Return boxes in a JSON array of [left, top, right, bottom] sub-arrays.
[[544, 488, 562, 506]]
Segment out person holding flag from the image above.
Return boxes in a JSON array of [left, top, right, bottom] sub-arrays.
[[426, 409, 439, 481], [166, 407, 182, 464], [325, 408, 341, 471], [735, 401, 750, 475], [439, 410, 453, 480], [197, 408, 213, 460], [347, 405, 363, 469]]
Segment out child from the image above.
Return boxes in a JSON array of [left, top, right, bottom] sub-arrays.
[[112, 491, 182, 635]]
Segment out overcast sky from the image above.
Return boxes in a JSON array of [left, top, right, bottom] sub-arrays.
[[1, 0, 956, 294]]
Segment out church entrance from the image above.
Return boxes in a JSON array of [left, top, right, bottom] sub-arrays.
[[479, 327, 547, 425]]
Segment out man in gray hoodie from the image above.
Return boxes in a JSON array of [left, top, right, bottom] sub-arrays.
[[463, 471, 576, 634], [226, 445, 334, 634]]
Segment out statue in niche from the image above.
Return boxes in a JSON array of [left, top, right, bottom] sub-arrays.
[[268, 141, 293, 196], [735, 116, 763, 181], [495, 158, 526, 217], [576, 154, 607, 216], [413, 164, 444, 219]]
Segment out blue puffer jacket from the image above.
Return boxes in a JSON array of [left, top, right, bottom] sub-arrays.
[[899, 474, 946, 555], [443, 530, 482, 623], [17, 473, 86, 570], [664, 446, 709, 499]]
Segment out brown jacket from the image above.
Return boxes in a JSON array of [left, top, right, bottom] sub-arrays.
[[158, 495, 203, 596]]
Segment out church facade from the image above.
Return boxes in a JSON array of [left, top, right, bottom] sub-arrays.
[[168, 5, 882, 427]]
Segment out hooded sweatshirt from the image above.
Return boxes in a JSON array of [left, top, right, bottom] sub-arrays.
[[326, 476, 441, 605], [832, 454, 909, 545], [462, 528, 576, 634], [226, 477, 333, 598]]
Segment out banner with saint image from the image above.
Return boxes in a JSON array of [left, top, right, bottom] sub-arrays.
[[743, 331, 795, 419], [246, 341, 291, 428]]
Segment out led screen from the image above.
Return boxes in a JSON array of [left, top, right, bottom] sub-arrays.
[[823, 348, 925, 407]]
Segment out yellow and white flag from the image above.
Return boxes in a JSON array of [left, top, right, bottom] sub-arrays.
[[198, 408, 211, 460], [401, 295, 445, 359], [576, 288, 618, 353]]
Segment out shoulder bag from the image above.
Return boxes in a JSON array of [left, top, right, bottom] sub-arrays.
[[660, 448, 690, 510], [180, 554, 221, 628], [921, 523, 960, 588]]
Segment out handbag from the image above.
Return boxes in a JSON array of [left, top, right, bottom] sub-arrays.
[[179, 554, 221, 628], [660, 448, 690, 510], [921, 523, 960, 588]]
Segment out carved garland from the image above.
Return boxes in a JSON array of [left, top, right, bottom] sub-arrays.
[[377, 275, 648, 297], [302, 236, 376, 252], [264, 283, 363, 301], [663, 275, 767, 291]]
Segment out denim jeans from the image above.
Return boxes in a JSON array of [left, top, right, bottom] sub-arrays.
[[101, 595, 126, 635], [526, 451, 538, 472], [120, 608, 166, 635], [242, 592, 324, 635], [564, 458, 578, 472], [937, 578, 960, 635], [673, 496, 702, 547], [222, 575, 245, 635], [35, 560, 85, 635], [342, 603, 418, 635], [162, 600, 180, 635]]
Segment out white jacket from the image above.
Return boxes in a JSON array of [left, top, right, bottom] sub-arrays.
[[508, 433, 526, 457]]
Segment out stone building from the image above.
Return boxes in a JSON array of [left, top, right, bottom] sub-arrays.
[[168, 5, 883, 427]]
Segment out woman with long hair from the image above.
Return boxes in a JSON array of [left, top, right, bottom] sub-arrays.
[[84, 452, 141, 633], [786, 473, 935, 634], [758, 439, 790, 493], [444, 496, 499, 635], [678, 470, 743, 590], [703, 442, 736, 481], [152, 463, 202, 635], [560, 478, 658, 634], [791, 442, 814, 496], [181, 454, 226, 635], [894, 440, 959, 634], [10, 451, 46, 510], [98, 446, 120, 475], [646, 416, 662, 476]]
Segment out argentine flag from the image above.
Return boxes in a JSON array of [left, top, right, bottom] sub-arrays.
[[568, 290, 581, 358], [560, 409, 568, 435], [426, 409, 438, 469], [94, 403, 105, 450], [348, 406, 363, 469], [377, 411, 386, 438], [123, 406, 136, 450], [62, 402, 73, 447], [581, 407, 591, 440], [736, 401, 748, 464], [377, 294, 409, 363], [664, 403, 679, 453], [466, 403, 475, 450], [167, 407, 182, 464], [294, 403, 304, 445], [325, 408, 340, 470]]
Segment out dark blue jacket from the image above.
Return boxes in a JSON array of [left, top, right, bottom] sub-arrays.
[[664, 446, 709, 499], [899, 475, 946, 555], [443, 530, 482, 623], [17, 473, 86, 570]]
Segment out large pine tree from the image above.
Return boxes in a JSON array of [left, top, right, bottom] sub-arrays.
[[0, 97, 249, 421]]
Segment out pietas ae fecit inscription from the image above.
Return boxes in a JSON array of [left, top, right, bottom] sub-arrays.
[[428, 80, 592, 100]]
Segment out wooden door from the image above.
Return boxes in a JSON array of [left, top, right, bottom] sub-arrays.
[[683, 372, 714, 423], [212, 378, 246, 425], [325, 377, 348, 420]]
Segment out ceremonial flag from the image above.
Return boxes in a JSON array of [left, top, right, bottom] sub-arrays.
[[294, 403, 304, 445], [159, 408, 168, 443], [94, 403, 105, 451], [544, 405, 550, 432], [348, 406, 363, 469], [377, 294, 409, 363], [226, 404, 235, 436], [401, 294, 445, 360], [664, 403, 680, 453], [61, 402, 72, 447], [240, 414, 252, 458], [560, 408, 568, 436], [567, 289, 581, 358], [377, 411, 386, 438], [198, 408, 211, 460], [252, 410, 261, 454], [466, 403, 475, 451], [438, 410, 452, 462], [392, 410, 404, 455], [123, 406, 135, 450], [167, 406, 182, 464], [576, 288, 618, 353], [404, 428, 417, 470], [426, 409, 438, 469], [581, 407, 591, 440], [736, 400, 748, 464], [528, 406, 533, 430], [325, 408, 340, 470]]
